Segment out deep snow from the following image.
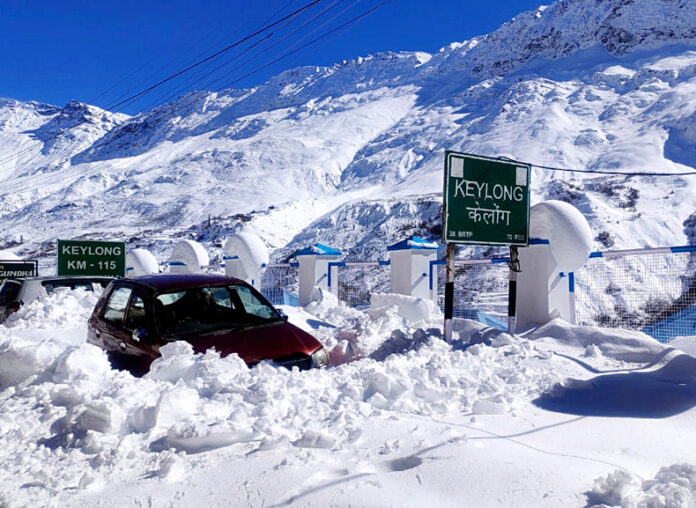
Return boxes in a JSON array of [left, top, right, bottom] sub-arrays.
[[0, 287, 694, 507], [3, 1, 696, 504]]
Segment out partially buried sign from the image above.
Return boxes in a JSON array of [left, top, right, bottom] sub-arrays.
[[57, 240, 126, 277], [0, 260, 38, 279], [443, 151, 531, 246]]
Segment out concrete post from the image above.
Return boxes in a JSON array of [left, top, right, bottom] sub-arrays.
[[516, 239, 577, 328], [223, 256, 263, 290], [387, 236, 439, 300], [296, 243, 342, 306]]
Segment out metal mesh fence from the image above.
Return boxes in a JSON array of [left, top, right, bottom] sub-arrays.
[[337, 263, 391, 308], [261, 264, 299, 306], [436, 261, 510, 329], [258, 247, 696, 343], [575, 250, 696, 342]]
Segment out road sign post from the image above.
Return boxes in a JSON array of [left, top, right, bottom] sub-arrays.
[[57, 240, 126, 277], [441, 151, 531, 339]]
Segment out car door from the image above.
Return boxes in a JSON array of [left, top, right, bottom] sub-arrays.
[[121, 291, 160, 375], [96, 286, 158, 375]]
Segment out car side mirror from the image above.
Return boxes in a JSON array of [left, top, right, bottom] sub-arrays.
[[278, 309, 288, 321]]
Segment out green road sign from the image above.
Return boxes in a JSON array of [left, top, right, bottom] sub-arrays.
[[0, 260, 38, 279], [443, 151, 531, 246], [57, 240, 126, 277]]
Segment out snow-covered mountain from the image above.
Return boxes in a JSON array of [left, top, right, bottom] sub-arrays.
[[2, 0, 696, 265]]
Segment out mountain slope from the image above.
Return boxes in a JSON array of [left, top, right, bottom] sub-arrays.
[[1, 0, 696, 264]]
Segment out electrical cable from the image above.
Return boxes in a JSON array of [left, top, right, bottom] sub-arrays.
[[199, 0, 361, 94], [135, 0, 302, 112], [529, 162, 696, 177], [216, 0, 390, 91], [138, 32, 275, 113], [0, 0, 321, 168], [105, 0, 321, 113], [132, 0, 384, 137], [57, 0, 387, 162], [151, 0, 354, 110]]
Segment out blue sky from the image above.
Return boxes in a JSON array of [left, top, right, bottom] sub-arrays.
[[0, 0, 544, 114]]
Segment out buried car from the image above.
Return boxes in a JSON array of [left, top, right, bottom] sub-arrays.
[[1, 275, 113, 322], [87, 273, 329, 375]]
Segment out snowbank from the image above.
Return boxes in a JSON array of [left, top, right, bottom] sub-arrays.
[[0, 291, 694, 507], [589, 464, 696, 507]]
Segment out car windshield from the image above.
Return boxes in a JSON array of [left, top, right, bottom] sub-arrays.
[[154, 284, 282, 336], [0, 280, 21, 306]]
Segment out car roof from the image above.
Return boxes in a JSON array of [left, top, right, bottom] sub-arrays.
[[122, 273, 246, 292]]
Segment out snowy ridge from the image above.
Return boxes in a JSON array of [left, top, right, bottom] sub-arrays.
[[1, 0, 696, 269], [458, 0, 696, 79]]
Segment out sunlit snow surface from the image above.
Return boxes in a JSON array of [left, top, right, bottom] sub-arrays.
[[0, 289, 695, 507]]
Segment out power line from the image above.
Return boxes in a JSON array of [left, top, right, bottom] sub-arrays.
[[529, 162, 696, 177], [217, 0, 391, 91], [0, 0, 322, 169], [160, 0, 356, 107], [63, 0, 389, 162], [106, 0, 322, 113], [135, 0, 304, 112], [138, 32, 275, 113]]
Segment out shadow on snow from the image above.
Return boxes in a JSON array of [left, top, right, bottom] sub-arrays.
[[533, 353, 696, 418]]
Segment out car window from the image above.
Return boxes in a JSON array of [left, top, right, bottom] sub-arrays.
[[210, 287, 232, 308], [43, 280, 94, 295], [103, 287, 132, 324], [157, 291, 185, 305], [124, 294, 147, 331], [153, 284, 279, 336], [232, 285, 276, 319], [0, 281, 21, 306]]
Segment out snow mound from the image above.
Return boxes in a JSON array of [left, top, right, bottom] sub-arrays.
[[588, 464, 696, 507], [0, 290, 567, 505], [527, 318, 664, 363]]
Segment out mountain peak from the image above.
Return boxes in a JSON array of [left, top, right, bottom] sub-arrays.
[[443, 0, 696, 79]]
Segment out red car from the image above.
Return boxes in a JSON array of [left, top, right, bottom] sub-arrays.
[[87, 274, 329, 376]]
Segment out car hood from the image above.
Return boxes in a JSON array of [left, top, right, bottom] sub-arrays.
[[182, 320, 323, 365]]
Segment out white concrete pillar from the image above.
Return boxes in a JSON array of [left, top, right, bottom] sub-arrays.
[[516, 239, 577, 328], [516, 241, 552, 327], [223, 232, 269, 290], [387, 236, 439, 300], [126, 248, 159, 277], [169, 240, 209, 274], [223, 256, 264, 289], [296, 244, 342, 306]]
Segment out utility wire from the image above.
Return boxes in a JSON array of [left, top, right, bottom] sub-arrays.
[[153, 0, 354, 110], [200, 0, 362, 94], [106, 0, 321, 113], [529, 162, 696, 177], [70, 0, 388, 161], [217, 0, 390, 91], [139, 32, 275, 113], [136, 0, 302, 112], [0, 0, 321, 168]]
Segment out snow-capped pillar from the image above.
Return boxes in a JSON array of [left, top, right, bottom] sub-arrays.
[[223, 232, 269, 290], [296, 243, 342, 306], [169, 240, 209, 274], [126, 248, 159, 277], [387, 236, 439, 300], [515, 200, 593, 329]]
